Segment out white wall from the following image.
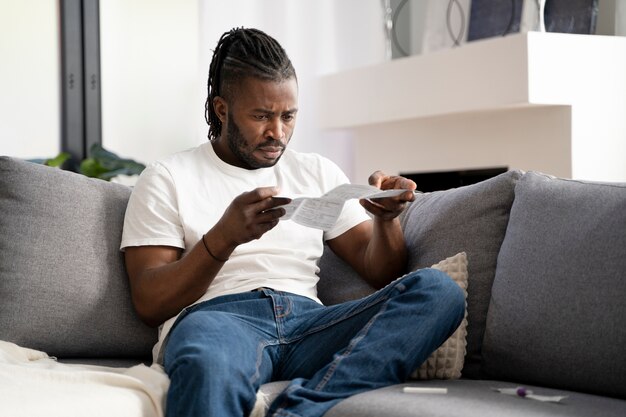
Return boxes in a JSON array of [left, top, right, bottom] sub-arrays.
[[100, 0, 388, 179], [0, 0, 60, 159], [0, 0, 387, 179], [100, 0, 204, 164], [597, 0, 626, 36]]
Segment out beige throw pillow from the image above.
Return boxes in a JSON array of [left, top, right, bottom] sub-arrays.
[[411, 252, 469, 380]]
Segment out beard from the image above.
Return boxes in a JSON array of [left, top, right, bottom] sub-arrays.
[[226, 114, 287, 169]]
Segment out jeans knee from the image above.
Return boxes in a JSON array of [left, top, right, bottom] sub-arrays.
[[431, 269, 465, 325], [163, 311, 261, 417], [164, 311, 238, 374], [401, 268, 465, 322]]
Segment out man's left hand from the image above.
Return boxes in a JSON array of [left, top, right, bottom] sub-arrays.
[[360, 171, 417, 220]]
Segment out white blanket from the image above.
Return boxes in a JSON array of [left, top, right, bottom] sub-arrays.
[[0, 341, 169, 417]]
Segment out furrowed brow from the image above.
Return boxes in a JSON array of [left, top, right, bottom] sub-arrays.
[[252, 108, 298, 115]]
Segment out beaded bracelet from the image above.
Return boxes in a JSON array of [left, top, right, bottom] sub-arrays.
[[202, 234, 229, 263]]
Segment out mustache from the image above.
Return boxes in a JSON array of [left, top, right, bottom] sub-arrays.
[[257, 139, 285, 149]]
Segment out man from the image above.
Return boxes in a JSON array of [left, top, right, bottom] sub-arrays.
[[121, 28, 464, 417]]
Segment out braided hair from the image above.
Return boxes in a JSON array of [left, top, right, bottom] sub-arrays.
[[205, 27, 297, 142]]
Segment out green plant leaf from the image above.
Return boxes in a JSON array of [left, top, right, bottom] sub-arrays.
[[79, 158, 109, 178], [86, 144, 146, 180], [44, 152, 71, 168], [28, 145, 145, 181]]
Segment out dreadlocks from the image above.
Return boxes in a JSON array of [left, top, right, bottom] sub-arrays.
[[205, 27, 297, 142]]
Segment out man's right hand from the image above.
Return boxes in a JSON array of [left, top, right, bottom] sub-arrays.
[[204, 187, 291, 260], [125, 186, 290, 327]]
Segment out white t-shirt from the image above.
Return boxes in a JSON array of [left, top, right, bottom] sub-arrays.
[[121, 142, 370, 362]]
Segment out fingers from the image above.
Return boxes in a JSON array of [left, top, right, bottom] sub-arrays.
[[368, 171, 417, 192], [360, 197, 408, 220], [364, 171, 417, 220], [237, 186, 280, 203], [393, 177, 417, 191], [263, 196, 292, 212], [368, 170, 386, 188], [253, 195, 291, 224], [219, 187, 291, 246], [256, 196, 292, 234], [237, 187, 291, 209], [360, 199, 398, 221], [394, 189, 416, 203]]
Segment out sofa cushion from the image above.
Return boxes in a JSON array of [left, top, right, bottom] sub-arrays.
[[0, 157, 157, 358], [412, 252, 468, 380], [400, 170, 521, 378], [482, 172, 626, 399], [321, 380, 626, 417], [317, 245, 377, 305]]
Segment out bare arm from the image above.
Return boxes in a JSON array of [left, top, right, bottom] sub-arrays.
[[327, 171, 416, 289], [124, 187, 290, 327]]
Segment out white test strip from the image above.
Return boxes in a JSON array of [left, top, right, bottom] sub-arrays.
[[402, 387, 448, 394]]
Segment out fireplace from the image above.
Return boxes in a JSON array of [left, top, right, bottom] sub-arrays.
[[400, 167, 508, 192]]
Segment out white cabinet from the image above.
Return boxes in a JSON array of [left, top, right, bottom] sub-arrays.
[[317, 32, 626, 182]]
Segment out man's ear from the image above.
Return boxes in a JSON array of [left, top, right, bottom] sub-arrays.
[[213, 96, 228, 123]]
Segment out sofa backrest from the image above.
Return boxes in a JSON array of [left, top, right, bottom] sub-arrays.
[[481, 172, 626, 399], [0, 157, 157, 359]]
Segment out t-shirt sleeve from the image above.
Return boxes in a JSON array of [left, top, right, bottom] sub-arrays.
[[120, 162, 186, 251], [321, 159, 371, 241]]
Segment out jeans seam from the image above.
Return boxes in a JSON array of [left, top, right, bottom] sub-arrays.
[[272, 410, 301, 417], [159, 301, 213, 364], [279, 291, 392, 346], [314, 300, 390, 391], [274, 296, 293, 319], [292, 268, 415, 339], [271, 385, 301, 417], [249, 339, 279, 386]]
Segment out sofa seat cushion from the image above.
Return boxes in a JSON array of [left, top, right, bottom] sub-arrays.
[[0, 157, 156, 358], [318, 380, 626, 417], [482, 172, 626, 399]]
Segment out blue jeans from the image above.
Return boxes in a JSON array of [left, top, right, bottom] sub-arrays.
[[163, 268, 465, 417]]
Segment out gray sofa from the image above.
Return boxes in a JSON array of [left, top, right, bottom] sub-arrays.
[[1, 155, 625, 416]]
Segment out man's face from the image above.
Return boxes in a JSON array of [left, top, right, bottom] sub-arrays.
[[213, 76, 298, 169]]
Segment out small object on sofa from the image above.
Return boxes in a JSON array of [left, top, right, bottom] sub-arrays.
[[493, 386, 568, 403], [402, 387, 448, 395]]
